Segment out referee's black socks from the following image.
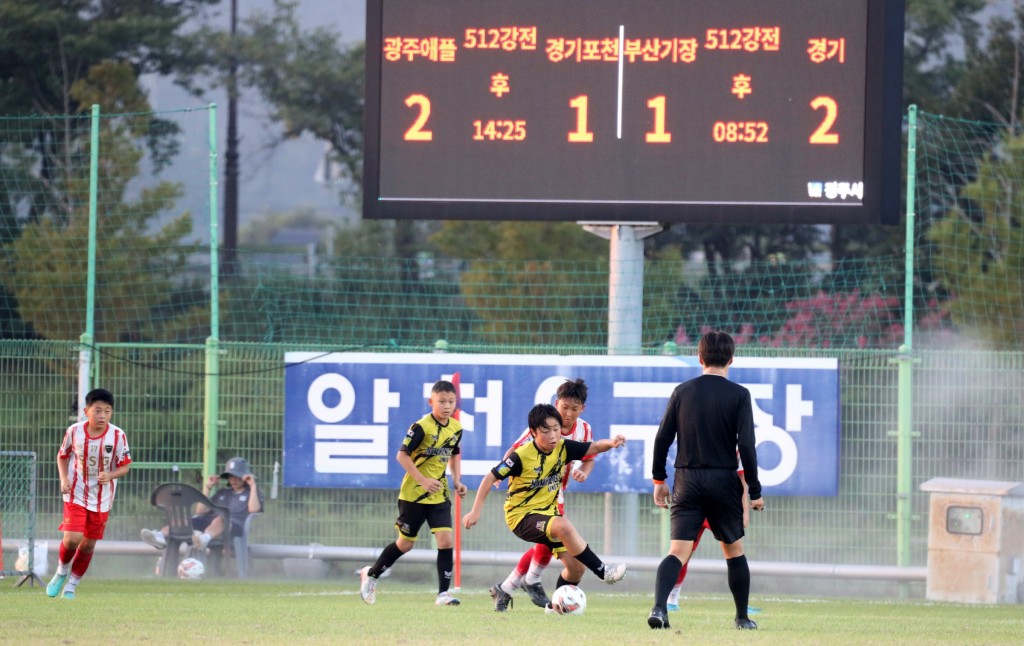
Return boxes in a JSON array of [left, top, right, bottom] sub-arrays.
[[654, 554, 683, 609], [726, 554, 751, 619]]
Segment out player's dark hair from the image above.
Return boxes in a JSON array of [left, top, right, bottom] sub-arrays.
[[528, 403, 563, 432], [555, 378, 588, 405], [431, 380, 457, 395], [698, 330, 735, 368], [85, 388, 115, 408]]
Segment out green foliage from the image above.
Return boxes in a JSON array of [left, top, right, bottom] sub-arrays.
[[948, 3, 1024, 124], [903, 0, 987, 113], [0, 0, 217, 115], [190, 0, 366, 207], [1, 67, 204, 344], [431, 221, 610, 347], [928, 130, 1024, 348], [220, 256, 472, 347]]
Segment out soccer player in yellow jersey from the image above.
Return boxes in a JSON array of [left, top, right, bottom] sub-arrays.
[[462, 403, 628, 611], [359, 380, 468, 606]]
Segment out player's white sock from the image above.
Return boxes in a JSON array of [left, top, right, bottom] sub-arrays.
[[56, 561, 71, 576], [524, 561, 546, 585], [501, 573, 524, 593], [63, 575, 81, 593], [667, 585, 681, 605]]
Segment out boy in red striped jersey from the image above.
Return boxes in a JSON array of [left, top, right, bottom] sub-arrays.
[[46, 388, 132, 600]]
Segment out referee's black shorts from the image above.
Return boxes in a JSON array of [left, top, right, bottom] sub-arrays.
[[669, 468, 745, 544]]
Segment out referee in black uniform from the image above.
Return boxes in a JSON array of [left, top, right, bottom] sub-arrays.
[[648, 330, 765, 630]]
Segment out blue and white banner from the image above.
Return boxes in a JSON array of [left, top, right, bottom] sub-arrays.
[[283, 353, 840, 496]]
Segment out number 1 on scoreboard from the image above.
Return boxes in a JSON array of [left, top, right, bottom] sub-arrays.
[[567, 95, 594, 142]]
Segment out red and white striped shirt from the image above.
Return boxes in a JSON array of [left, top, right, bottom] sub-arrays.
[[58, 421, 132, 512]]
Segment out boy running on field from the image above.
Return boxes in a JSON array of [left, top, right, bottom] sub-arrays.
[[462, 403, 627, 612], [359, 379, 467, 606], [46, 388, 132, 600]]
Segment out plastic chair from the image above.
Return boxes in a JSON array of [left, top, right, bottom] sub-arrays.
[[150, 483, 230, 577], [204, 511, 261, 578]]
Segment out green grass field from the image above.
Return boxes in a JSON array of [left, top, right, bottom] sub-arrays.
[[4, 578, 1023, 645]]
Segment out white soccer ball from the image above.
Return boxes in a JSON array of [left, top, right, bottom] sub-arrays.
[[550, 584, 587, 616], [177, 557, 205, 580]]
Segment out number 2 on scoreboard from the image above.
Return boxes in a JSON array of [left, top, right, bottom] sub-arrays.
[[403, 94, 433, 141]]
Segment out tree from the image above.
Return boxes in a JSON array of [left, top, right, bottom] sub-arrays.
[[927, 131, 1024, 348], [2, 61, 203, 343], [948, 3, 1024, 128], [0, 0, 221, 339], [903, 0, 987, 113], [428, 221, 610, 346], [0, 0, 218, 116], [191, 0, 365, 208]]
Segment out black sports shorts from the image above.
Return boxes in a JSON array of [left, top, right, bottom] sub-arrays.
[[512, 513, 566, 554], [669, 468, 745, 544], [395, 499, 452, 541]]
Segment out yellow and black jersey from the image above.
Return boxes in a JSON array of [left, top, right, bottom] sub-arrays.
[[491, 438, 591, 530], [398, 413, 463, 505]]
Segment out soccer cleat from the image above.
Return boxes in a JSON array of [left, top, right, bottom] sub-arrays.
[[46, 571, 68, 598], [60, 590, 76, 600], [648, 607, 670, 629], [358, 566, 378, 605], [735, 617, 758, 630], [489, 583, 513, 612], [543, 603, 560, 615], [602, 562, 627, 584], [523, 581, 550, 608], [667, 602, 680, 612], [435, 591, 460, 606], [140, 528, 166, 550]]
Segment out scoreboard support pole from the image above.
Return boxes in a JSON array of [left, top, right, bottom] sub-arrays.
[[580, 221, 665, 556], [580, 222, 666, 355]]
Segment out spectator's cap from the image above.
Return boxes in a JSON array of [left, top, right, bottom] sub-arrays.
[[221, 456, 251, 479]]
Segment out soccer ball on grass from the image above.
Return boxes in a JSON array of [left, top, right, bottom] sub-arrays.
[[550, 584, 586, 615], [177, 557, 205, 580]]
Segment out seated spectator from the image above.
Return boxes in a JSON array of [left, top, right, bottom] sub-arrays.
[[141, 456, 263, 551]]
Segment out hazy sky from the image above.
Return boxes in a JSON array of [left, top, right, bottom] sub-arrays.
[[142, 0, 367, 232]]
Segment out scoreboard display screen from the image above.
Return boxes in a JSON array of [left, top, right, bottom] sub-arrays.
[[363, 0, 904, 224]]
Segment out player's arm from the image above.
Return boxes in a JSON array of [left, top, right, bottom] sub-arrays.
[[448, 450, 467, 498], [651, 391, 680, 508], [740, 470, 750, 528], [461, 472, 497, 529], [572, 457, 597, 482], [396, 449, 441, 494], [56, 454, 71, 495], [497, 429, 529, 487], [582, 434, 626, 457], [97, 462, 130, 485], [56, 429, 74, 495]]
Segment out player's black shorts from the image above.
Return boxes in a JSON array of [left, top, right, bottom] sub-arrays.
[[512, 513, 566, 553], [395, 499, 452, 541], [669, 468, 745, 544]]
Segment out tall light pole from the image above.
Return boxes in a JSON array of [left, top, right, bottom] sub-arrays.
[[222, 0, 239, 277]]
